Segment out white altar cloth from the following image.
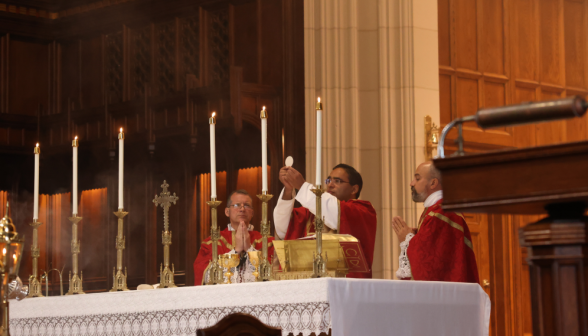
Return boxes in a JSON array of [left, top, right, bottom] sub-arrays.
[[9, 278, 490, 336]]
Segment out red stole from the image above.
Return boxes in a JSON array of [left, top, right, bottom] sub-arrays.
[[193, 227, 275, 286], [284, 199, 377, 278], [406, 199, 479, 283]]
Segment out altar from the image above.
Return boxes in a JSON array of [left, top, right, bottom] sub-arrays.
[[9, 278, 490, 336]]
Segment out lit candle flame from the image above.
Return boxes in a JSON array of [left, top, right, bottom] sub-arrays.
[[120, 128, 123, 133], [318, 97, 321, 103], [75, 136, 78, 140], [263, 106, 266, 110], [212, 112, 216, 117], [36, 143, 39, 147]]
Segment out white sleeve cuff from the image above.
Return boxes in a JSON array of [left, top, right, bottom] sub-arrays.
[[395, 233, 415, 279], [295, 182, 339, 230], [273, 187, 296, 239]]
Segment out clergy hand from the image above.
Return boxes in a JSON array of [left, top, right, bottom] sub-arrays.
[[241, 221, 252, 252], [280, 167, 294, 200], [285, 167, 306, 190], [392, 216, 413, 242]]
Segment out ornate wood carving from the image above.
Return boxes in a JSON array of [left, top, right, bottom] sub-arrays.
[[155, 20, 177, 95], [207, 8, 229, 86], [106, 31, 123, 104], [132, 25, 152, 100]]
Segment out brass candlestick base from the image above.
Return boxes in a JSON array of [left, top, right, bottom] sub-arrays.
[[310, 186, 328, 278], [27, 220, 44, 297], [66, 215, 85, 295], [206, 199, 224, 285], [153, 181, 179, 289], [110, 209, 129, 292], [257, 192, 274, 281]]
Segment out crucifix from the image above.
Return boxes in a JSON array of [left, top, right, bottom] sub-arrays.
[[153, 180, 178, 288]]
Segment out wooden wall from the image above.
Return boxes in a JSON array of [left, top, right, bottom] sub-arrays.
[[0, 0, 304, 293], [438, 0, 588, 335]]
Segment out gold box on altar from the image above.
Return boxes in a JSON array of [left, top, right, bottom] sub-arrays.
[[272, 234, 369, 280]]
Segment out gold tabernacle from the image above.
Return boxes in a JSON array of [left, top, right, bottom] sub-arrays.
[[153, 180, 178, 288], [272, 234, 365, 280], [110, 209, 129, 291]]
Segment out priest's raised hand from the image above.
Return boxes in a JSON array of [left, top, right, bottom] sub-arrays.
[[273, 163, 377, 278]]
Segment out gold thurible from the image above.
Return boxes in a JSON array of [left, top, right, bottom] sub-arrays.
[[153, 180, 178, 288], [110, 209, 129, 291], [316, 97, 323, 110], [257, 191, 273, 281], [205, 198, 224, 285], [27, 219, 43, 297], [66, 214, 85, 295], [311, 185, 328, 278]]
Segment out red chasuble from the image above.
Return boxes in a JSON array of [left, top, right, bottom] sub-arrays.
[[284, 200, 377, 278], [406, 199, 479, 283], [193, 227, 275, 286]]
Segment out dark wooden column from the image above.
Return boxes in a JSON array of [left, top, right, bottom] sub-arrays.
[[519, 203, 588, 336]]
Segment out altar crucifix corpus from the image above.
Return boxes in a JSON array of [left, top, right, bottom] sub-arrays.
[[153, 180, 179, 288]]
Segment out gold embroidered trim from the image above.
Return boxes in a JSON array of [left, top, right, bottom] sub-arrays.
[[427, 212, 473, 251]]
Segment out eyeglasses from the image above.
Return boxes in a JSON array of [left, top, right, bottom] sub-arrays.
[[228, 203, 253, 210], [325, 178, 350, 185]]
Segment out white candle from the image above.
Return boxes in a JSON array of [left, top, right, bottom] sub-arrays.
[[261, 106, 268, 192], [33, 143, 40, 220], [209, 113, 217, 199], [118, 128, 124, 210], [316, 98, 322, 186], [72, 136, 79, 215]]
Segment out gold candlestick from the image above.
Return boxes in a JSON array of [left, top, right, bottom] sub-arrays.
[[66, 214, 85, 295], [311, 185, 328, 278], [153, 181, 178, 289], [257, 192, 273, 281], [26, 219, 43, 297], [205, 198, 223, 285], [110, 209, 129, 291]]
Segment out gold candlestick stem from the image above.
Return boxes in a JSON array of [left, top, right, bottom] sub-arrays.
[[66, 215, 85, 295], [153, 181, 178, 289], [257, 192, 274, 281], [27, 219, 43, 297], [205, 198, 223, 285], [311, 185, 328, 278], [110, 209, 129, 291]]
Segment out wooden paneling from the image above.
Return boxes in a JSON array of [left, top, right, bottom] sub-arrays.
[[0, 0, 304, 293], [8, 40, 48, 115], [439, 0, 588, 335]]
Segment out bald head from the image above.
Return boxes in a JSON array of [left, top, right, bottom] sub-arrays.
[[410, 161, 443, 203]]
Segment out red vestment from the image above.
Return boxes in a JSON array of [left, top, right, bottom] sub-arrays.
[[406, 199, 479, 283], [284, 200, 377, 278], [193, 227, 275, 286]]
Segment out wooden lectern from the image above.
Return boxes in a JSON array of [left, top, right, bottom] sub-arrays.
[[434, 140, 588, 336]]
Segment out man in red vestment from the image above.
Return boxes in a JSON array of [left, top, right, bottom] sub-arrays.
[[193, 190, 274, 285], [392, 161, 479, 283], [273, 163, 377, 278]]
